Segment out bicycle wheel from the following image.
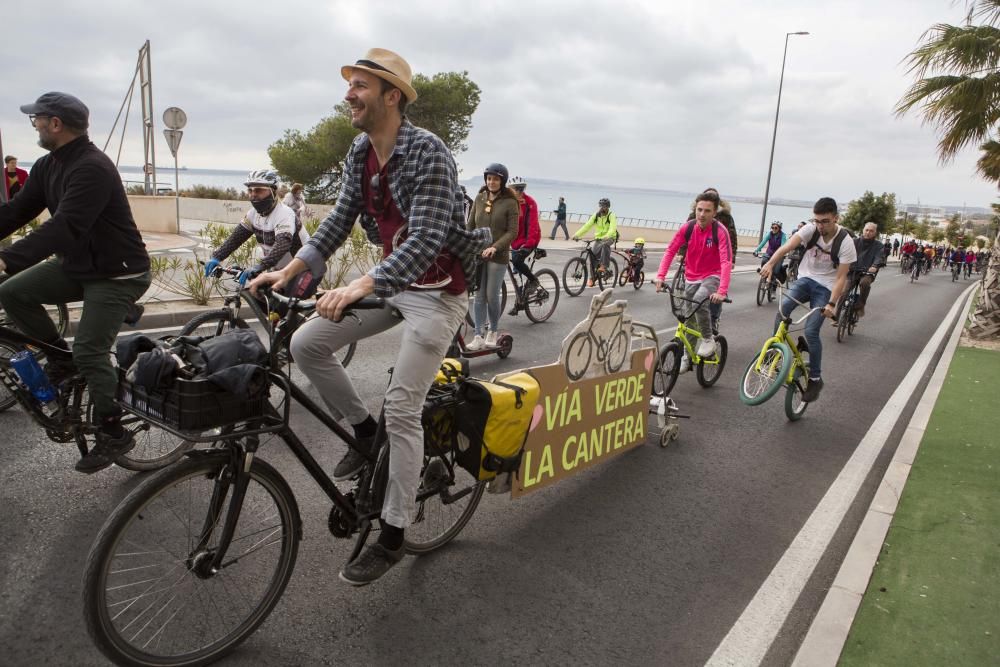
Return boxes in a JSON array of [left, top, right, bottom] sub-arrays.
[[405, 449, 486, 554], [565, 331, 593, 381], [784, 367, 809, 421], [696, 335, 728, 388], [756, 276, 768, 306], [670, 266, 686, 295], [651, 340, 682, 398], [524, 269, 560, 323], [835, 296, 850, 343], [739, 341, 792, 406], [617, 267, 630, 287], [633, 270, 645, 290], [0, 341, 20, 412], [604, 329, 630, 375], [562, 257, 588, 297], [767, 280, 776, 303], [787, 260, 799, 283], [83, 454, 300, 667], [597, 257, 619, 291], [115, 420, 196, 472]]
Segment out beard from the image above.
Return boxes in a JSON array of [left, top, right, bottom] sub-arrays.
[[37, 133, 58, 151]]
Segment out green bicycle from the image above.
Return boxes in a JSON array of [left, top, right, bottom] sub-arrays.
[[738, 288, 822, 421], [651, 285, 731, 398]]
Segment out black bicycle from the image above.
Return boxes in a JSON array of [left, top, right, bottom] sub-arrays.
[[562, 239, 619, 296], [505, 248, 561, 322], [0, 312, 191, 471], [834, 270, 867, 343], [754, 252, 780, 305], [83, 288, 485, 666], [186, 263, 356, 367]]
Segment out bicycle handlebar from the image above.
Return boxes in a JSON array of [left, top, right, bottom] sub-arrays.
[[261, 286, 386, 315], [656, 284, 731, 318]]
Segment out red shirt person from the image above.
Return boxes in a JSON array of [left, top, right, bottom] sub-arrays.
[[508, 176, 541, 287], [4, 156, 28, 201]]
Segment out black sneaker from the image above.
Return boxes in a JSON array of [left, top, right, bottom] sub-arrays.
[[333, 434, 376, 481], [339, 542, 405, 586], [507, 304, 520, 316], [76, 426, 135, 474], [801, 377, 824, 403]]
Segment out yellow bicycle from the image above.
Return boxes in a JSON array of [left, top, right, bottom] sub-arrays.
[[651, 285, 731, 398], [738, 287, 821, 421]]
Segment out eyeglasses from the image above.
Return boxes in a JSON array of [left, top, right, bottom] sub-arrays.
[[370, 173, 386, 214], [28, 114, 51, 126]]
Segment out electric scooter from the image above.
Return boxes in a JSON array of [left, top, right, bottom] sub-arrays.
[[446, 324, 513, 359]]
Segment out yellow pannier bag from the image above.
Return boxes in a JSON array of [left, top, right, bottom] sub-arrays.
[[454, 372, 540, 480]]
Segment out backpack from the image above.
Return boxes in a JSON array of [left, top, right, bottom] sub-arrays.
[[805, 227, 853, 268]]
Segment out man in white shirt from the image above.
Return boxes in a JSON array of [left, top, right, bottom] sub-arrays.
[[760, 197, 857, 402]]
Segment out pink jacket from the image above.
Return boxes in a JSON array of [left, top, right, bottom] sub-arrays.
[[656, 220, 732, 294]]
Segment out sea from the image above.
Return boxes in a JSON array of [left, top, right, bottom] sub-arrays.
[[115, 165, 812, 237]]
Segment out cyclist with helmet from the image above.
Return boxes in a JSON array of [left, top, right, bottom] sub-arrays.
[[754, 221, 788, 268], [624, 237, 646, 280], [466, 163, 519, 350], [507, 176, 541, 306], [204, 169, 309, 285], [572, 197, 617, 286]]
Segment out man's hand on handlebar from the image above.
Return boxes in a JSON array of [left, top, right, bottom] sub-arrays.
[[248, 269, 290, 296], [316, 274, 375, 321]]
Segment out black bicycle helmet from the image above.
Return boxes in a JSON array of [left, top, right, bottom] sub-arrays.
[[599, 197, 611, 207], [484, 163, 509, 190]]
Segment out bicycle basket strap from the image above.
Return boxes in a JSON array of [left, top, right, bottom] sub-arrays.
[[454, 372, 540, 480]]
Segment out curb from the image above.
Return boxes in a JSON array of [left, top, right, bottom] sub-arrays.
[[791, 283, 979, 666], [65, 301, 222, 336]]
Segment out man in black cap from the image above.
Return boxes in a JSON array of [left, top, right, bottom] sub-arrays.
[[0, 92, 151, 473]]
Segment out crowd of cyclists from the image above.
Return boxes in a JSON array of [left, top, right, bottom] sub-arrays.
[[897, 238, 991, 280], [2, 50, 992, 591]]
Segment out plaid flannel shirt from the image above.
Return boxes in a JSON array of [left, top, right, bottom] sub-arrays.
[[296, 120, 492, 297]]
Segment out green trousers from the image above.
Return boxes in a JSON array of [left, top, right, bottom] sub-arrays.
[[0, 259, 150, 419]]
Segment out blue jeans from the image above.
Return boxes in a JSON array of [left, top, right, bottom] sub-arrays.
[[774, 277, 830, 379], [474, 261, 506, 336]]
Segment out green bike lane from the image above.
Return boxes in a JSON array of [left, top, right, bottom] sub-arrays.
[[783, 269, 998, 667]]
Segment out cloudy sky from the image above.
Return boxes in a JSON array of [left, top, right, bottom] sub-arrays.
[[4, 0, 997, 208]]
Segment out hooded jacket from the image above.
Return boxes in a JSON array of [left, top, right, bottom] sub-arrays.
[[467, 186, 519, 264], [510, 192, 541, 250]]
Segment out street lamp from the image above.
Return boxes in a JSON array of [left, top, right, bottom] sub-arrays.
[[758, 30, 809, 242]]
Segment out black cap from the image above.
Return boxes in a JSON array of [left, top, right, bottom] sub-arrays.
[[19, 92, 89, 129]]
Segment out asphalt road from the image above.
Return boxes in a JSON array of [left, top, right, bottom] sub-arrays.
[[0, 251, 973, 666]]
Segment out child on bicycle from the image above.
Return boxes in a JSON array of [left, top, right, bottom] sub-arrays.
[[625, 236, 646, 274], [204, 169, 309, 286]]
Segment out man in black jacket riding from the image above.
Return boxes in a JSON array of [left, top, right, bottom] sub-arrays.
[[850, 222, 885, 318], [0, 92, 151, 473]]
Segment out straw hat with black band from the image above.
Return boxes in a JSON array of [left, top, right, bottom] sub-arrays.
[[341, 48, 418, 103]]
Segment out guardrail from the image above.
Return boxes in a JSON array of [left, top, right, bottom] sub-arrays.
[[556, 211, 756, 239]]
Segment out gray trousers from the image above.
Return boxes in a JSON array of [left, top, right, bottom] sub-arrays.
[[682, 275, 720, 346], [288, 289, 469, 529]]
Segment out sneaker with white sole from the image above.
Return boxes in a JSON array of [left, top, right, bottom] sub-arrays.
[[697, 336, 717, 359], [466, 335, 485, 351], [484, 331, 498, 347]]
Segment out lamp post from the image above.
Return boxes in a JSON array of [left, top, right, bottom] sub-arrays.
[[758, 31, 809, 242]]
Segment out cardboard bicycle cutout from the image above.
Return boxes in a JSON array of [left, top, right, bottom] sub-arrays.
[[485, 289, 678, 498]]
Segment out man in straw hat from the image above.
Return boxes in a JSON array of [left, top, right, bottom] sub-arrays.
[[252, 48, 491, 585]]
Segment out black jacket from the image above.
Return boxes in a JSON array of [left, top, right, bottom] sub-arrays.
[[0, 135, 150, 278], [852, 237, 885, 273]]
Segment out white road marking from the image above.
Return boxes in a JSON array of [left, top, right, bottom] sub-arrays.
[[704, 282, 978, 667]]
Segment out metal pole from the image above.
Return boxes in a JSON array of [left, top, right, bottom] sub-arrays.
[[758, 31, 808, 242], [174, 152, 180, 232]]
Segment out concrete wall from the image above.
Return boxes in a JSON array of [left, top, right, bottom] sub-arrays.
[[127, 196, 179, 233], [540, 214, 759, 250]]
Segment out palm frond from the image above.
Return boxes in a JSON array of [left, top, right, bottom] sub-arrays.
[[904, 24, 1000, 77]]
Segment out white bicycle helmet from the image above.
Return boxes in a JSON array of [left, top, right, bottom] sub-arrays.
[[244, 169, 280, 190], [508, 175, 527, 189]]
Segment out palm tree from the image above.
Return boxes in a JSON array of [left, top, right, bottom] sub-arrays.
[[895, 1, 1000, 180]]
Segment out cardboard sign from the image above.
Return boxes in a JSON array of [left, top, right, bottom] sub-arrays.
[[511, 347, 655, 497]]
